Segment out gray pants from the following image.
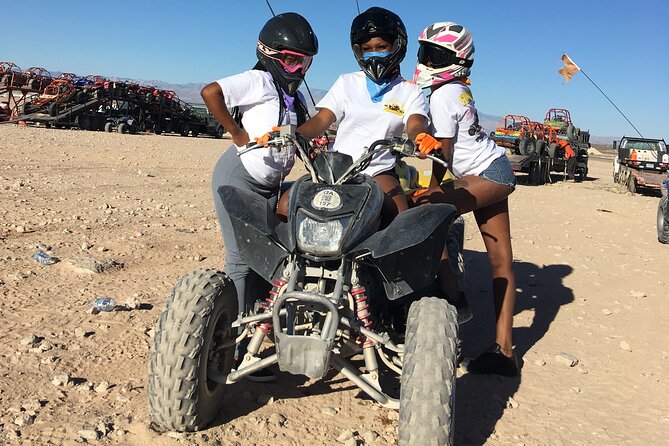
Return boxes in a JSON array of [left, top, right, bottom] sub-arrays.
[[212, 148, 278, 314]]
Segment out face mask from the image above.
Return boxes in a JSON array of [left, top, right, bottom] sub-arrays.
[[282, 89, 295, 109], [362, 51, 390, 60], [365, 75, 400, 103]]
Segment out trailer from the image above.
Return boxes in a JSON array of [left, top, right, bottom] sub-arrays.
[[613, 136, 668, 193], [13, 77, 207, 136], [507, 152, 551, 185], [490, 114, 550, 185], [5, 60, 217, 137]]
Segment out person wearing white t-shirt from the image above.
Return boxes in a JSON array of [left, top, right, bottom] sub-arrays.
[[280, 7, 441, 223], [200, 14, 318, 383], [413, 22, 519, 377]]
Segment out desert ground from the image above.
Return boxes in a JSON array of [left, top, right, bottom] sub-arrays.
[[0, 124, 667, 446]]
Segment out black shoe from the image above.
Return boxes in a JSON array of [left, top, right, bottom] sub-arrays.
[[245, 368, 276, 383], [447, 293, 473, 325], [467, 343, 519, 377]]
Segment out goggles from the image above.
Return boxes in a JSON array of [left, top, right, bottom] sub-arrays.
[[259, 42, 313, 74], [417, 42, 472, 69], [351, 13, 396, 44]]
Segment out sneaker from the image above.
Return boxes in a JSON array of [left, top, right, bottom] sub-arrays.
[[448, 292, 473, 325], [467, 343, 519, 377], [245, 368, 276, 383]]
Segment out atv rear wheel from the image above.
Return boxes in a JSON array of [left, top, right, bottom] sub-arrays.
[[548, 142, 559, 159], [518, 137, 536, 156], [399, 297, 458, 446], [47, 103, 59, 117], [148, 269, 238, 432], [658, 196, 669, 244], [528, 161, 544, 186]]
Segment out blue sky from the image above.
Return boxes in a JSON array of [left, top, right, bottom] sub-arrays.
[[2, 0, 667, 138]]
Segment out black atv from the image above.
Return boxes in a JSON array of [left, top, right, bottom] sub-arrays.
[[147, 126, 460, 445]]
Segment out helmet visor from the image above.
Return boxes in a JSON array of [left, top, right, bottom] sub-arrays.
[[351, 12, 397, 44]]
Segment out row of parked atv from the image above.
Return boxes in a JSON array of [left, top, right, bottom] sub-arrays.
[[489, 108, 590, 183], [491, 108, 590, 156], [0, 61, 224, 138]]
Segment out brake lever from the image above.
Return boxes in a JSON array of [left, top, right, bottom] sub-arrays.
[[237, 134, 284, 156], [421, 153, 449, 168]]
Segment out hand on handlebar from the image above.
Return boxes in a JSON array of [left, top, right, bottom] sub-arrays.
[[254, 126, 281, 146], [415, 132, 442, 155], [230, 126, 250, 147]]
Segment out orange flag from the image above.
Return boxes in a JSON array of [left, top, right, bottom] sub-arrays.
[[558, 53, 581, 83]]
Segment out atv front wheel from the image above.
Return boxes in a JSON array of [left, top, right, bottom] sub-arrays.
[[399, 297, 459, 446], [148, 269, 238, 431]]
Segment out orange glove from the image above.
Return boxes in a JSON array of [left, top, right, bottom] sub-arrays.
[[415, 132, 442, 155], [254, 126, 281, 144]]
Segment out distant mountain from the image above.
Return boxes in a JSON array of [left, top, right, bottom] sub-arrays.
[[588, 136, 617, 146], [116, 78, 623, 143]]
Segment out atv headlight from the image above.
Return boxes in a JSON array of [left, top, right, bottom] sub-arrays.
[[296, 211, 351, 256]]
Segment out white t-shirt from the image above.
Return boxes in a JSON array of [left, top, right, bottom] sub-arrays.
[[430, 81, 505, 178], [216, 70, 303, 187], [317, 72, 429, 177]]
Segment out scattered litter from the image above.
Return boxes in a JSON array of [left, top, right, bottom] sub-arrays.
[[554, 352, 580, 367], [88, 297, 118, 313], [32, 250, 58, 266]]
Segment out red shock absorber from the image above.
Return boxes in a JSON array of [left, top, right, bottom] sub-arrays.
[[351, 286, 374, 347], [258, 277, 287, 334]]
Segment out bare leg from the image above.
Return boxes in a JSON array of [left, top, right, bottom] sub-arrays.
[[276, 189, 290, 222], [413, 175, 512, 215], [474, 198, 515, 357], [374, 173, 408, 227], [414, 176, 514, 330]]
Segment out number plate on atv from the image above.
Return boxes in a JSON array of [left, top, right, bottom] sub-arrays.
[[312, 189, 342, 210]]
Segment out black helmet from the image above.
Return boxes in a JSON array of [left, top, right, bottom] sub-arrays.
[[350, 7, 407, 82], [256, 12, 318, 95]]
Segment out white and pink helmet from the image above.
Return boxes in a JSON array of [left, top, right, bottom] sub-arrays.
[[413, 22, 475, 88]]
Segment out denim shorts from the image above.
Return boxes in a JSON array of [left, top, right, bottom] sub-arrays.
[[479, 155, 517, 189]]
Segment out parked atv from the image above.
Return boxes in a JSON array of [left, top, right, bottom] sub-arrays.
[[147, 127, 460, 445]]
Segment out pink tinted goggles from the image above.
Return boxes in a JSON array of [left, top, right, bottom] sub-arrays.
[[276, 49, 312, 74]]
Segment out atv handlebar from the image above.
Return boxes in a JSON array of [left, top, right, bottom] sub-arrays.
[[236, 126, 448, 185]]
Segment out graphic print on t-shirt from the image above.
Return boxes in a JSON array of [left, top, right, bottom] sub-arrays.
[[459, 91, 473, 106], [383, 98, 405, 116]]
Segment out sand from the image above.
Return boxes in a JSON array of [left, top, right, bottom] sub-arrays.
[[0, 124, 667, 445]]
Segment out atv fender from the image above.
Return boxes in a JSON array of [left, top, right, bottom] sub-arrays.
[[218, 185, 288, 281], [353, 203, 457, 300]]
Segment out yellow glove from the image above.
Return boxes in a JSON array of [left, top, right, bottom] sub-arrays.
[[415, 132, 442, 155], [254, 126, 281, 144]]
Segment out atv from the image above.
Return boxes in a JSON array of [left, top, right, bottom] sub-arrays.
[[147, 126, 460, 445]]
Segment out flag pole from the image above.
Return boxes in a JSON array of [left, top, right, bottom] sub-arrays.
[[578, 68, 644, 139]]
